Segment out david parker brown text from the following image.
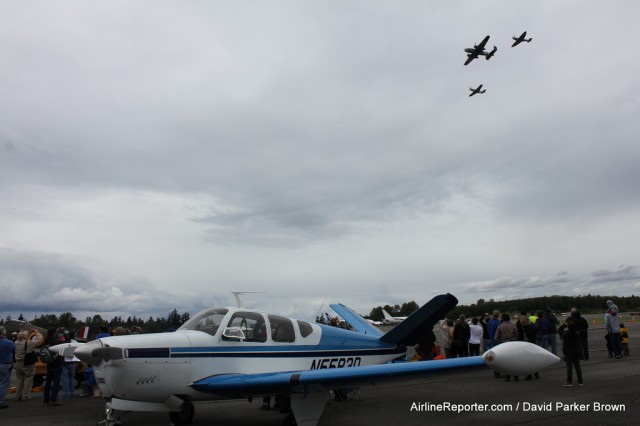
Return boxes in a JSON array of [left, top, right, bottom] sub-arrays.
[[410, 402, 626, 413]]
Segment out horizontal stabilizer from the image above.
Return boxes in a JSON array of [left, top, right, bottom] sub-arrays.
[[380, 293, 457, 346], [329, 303, 383, 337]]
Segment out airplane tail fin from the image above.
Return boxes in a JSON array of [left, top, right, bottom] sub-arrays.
[[379, 294, 457, 346], [329, 303, 383, 337], [382, 309, 394, 320]]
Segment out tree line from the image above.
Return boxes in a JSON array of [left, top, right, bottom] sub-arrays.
[[367, 294, 640, 321], [1, 308, 191, 336]]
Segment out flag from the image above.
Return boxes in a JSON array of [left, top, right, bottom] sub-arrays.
[[79, 326, 90, 340]]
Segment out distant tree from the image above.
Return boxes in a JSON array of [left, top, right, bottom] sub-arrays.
[[18, 313, 25, 321], [58, 312, 79, 330], [368, 306, 384, 321], [399, 301, 419, 316]]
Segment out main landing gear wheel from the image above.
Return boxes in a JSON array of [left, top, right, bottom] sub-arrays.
[[168, 401, 195, 425]]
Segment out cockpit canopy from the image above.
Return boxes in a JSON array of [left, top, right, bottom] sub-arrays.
[[178, 308, 315, 343]]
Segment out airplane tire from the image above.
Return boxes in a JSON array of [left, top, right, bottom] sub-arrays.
[[281, 412, 297, 426], [168, 401, 195, 425]]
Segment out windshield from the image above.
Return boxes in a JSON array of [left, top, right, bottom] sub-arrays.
[[178, 308, 229, 336]]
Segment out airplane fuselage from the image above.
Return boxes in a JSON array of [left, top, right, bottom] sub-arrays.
[[77, 307, 405, 403]]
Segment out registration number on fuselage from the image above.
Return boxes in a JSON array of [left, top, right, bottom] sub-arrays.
[[310, 357, 361, 370]]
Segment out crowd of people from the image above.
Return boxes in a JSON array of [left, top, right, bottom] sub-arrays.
[[425, 300, 630, 386], [0, 325, 111, 410]]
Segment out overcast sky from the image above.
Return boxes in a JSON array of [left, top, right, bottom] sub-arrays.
[[1, 1, 639, 322]]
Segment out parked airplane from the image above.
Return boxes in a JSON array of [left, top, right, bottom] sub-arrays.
[[52, 294, 559, 426], [512, 31, 532, 47], [464, 35, 498, 65], [469, 84, 486, 97], [381, 309, 408, 325], [366, 318, 384, 327]]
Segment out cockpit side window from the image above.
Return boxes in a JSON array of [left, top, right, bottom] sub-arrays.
[[297, 320, 314, 338], [269, 315, 295, 343], [225, 312, 267, 343], [179, 308, 228, 336]]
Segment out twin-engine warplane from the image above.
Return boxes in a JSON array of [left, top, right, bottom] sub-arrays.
[[463, 35, 498, 65], [52, 294, 558, 426]]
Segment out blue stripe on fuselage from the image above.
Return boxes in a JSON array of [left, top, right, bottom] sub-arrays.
[[171, 346, 404, 358]]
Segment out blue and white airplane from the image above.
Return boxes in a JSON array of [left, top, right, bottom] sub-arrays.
[[52, 294, 558, 426]]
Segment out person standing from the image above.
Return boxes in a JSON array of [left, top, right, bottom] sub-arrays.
[[61, 330, 80, 399], [605, 300, 622, 359], [468, 317, 483, 356], [0, 326, 16, 409], [439, 319, 454, 358], [570, 308, 589, 360], [487, 311, 501, 349], [495, 313, 518, 382], [558, 318, 583, 386], [535, 311, 552, 351], [518, 315, 540, 380], [545, 309, 559, 355], [452, 315, 470, 357], [13, 330, 44, 401], [43, 328, 65, 407]]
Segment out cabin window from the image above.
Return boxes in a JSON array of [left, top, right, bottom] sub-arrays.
[[269, 315, 295, 343], [297, 320, 313, 338], [225, 312, 267, 343], [179, 308, 228, 336]]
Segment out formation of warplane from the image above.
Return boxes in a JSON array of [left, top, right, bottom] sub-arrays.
[[465, 31, 532, 96], [51, 293, 559, 426]]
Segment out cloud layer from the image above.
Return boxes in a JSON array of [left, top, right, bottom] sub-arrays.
[[1, 2, 639, 320]]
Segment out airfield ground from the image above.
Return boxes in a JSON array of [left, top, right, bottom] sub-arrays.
[[2, 316, 639, 426]]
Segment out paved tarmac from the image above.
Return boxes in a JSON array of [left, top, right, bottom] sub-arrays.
[[2, 319, 638, 426]]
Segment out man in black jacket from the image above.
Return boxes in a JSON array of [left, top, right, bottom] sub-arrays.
[[570, 308, 590, 361]]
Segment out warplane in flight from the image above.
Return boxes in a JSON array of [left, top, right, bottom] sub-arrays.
[[52, 294, 559, 426], [469, 84, 486, 97], [464, 35, 498, 65], [381, 309, 408, 325], [512, 31, 533, 47]]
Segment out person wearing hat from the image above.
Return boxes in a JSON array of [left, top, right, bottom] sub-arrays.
[[605, 300, 622, 359], [14, 330, 44, 401], [0, 326, 16, 409]]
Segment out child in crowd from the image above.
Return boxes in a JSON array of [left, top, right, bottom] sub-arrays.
[[619, 323, 630, 356]]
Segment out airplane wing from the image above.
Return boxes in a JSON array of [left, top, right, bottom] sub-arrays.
[[477, 35, 490, 49], [190, 340, 559, 398], [191, 356, 485, 397], [464, 54, 476, 66], [329, 303, 383, 337]]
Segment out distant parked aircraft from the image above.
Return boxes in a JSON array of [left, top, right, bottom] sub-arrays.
[[382, 309, 408, 325], [469, 84, 486, 97], [512, 31, 532, 47]]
